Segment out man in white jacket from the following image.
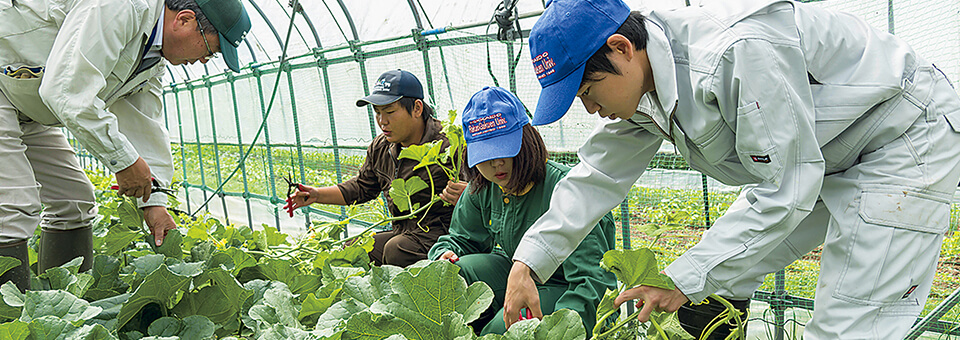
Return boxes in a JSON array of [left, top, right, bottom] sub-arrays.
[[504, 0, 960, 338], [0, 0, 250, 291]]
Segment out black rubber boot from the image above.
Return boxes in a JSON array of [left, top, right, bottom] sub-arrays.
[[0, 239, 31, 292], [38, 226, 93, 274], [677, 296, 750, 339]]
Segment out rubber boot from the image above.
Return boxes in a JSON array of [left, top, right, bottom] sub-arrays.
[[38, 226, 93, 274], [0, 239, 31, 292], [677, 296, 750, 339]]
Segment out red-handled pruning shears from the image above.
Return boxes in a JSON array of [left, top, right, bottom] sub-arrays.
[[281, 173, 307, 217], [518, 308, 533, 321], [110, 178, 177, 198]]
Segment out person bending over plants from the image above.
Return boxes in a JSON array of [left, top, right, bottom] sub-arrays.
[[505, 0, 960, 339], [427, 86, 617, 337], [284, 69, 466, 267]]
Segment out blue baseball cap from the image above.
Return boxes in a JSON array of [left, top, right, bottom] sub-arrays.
[[529, 0, 630, 125], [196, 0, 252, 73], [356, 69, 424, 107], [462, 86, 530, 168]]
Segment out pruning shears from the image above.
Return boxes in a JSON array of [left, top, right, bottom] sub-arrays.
[[281, 173, 307, 217], [518, 308, 533, 321], [110, 177, 177, 198]]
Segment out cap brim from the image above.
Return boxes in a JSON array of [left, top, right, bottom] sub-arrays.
[[356, 93, 402, 107], [531, 64, 585, 126], [466, 126, 524, 168], [219, 34, 241, 73]]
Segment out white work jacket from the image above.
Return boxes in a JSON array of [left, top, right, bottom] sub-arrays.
[[515, 0, 960, 302], [0, 0, 172, 207]]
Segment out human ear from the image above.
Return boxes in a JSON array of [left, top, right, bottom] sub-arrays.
[[605, 34, 635, 61], [412, 99, 424, 118], [175, 10, 197, 30]]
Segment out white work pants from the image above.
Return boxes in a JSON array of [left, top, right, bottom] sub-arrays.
[[0, 89, 97, 243], [715, 66, 960, 339]]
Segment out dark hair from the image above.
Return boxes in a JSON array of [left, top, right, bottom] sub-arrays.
[[164, 0, 216, 33], [463, 124, 548, 194], [581, 11, 648, 87], [396, 97, 435, 122]]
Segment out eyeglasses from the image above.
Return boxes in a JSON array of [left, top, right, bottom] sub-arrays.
[[197, 21, 219, 59]]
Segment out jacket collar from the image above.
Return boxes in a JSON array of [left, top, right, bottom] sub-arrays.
[[632, 16, 678, 132]]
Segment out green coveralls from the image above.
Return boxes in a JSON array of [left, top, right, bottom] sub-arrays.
[[428, 161, 616, 336]]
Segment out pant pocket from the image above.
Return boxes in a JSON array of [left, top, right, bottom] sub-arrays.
[[834, 188, 948, 305]]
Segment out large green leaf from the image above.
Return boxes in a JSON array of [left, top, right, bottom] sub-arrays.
[[257, 324, 316, 340], [317, 247, 370, 270], [0, 320, 28, 340], [118, 199, 144, 231], [171, 267, 251, 331], [262, 227, 289, 247], [398, 140, 444, 171], [26, 315, 76, 340], [222, 248, 256, 275], [66, 323, 118, 340], [288, 275, 322, 295], [20, 290, 102, 324], [147, 315, 216, 339], [102, 228, 140, 256], [441, 312, 477, 340], [36, 257, 92, 297], [600, 248, 675, 290], [340, 266, 400, 307], [341, 311, 424, 340], [501, 318, 538, 339], [130, 254, 166, 278], [321, 264, 366, 285], [388, 177, 429, 213], [0, 256, 22, 277], [89, 255, 124, 290], [299, 278, 344, 324], [88, 293, 132, 330], [258, 283, 300, 328], [256, 258, 299, 284], [385, 260, 493, 325], [148, 230, 183, 259], [645, 311, 694, 340], [116, 265, 193, 330], [533, 309, 585, 340], [342, 261, 493, 340], [314, 298, 365, 337]]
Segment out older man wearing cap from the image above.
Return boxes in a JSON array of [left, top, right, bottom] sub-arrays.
[[0, 0, 251, 291], [284, 69, 467, 267]]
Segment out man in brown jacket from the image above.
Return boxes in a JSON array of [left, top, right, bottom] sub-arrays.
[[285, 69, 465, 267]]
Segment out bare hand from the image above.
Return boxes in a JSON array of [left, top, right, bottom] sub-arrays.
[[438, 251, 459, 263], [614, 285, 689, 323], [504, 261, 543, 329], [441, 181, 467, 205], [283, 184, 318, 217], [115, 157, 153, 202], [143, 206, 176, 246]]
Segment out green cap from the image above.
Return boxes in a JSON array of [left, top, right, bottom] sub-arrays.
[[196, 0, 251, 72]]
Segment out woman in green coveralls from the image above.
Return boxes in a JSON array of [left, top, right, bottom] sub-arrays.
[[427, 86, 616, 336]]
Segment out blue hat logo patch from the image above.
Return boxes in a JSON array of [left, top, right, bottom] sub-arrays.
[[467, 112, 509, 138], [532, 52, 556, 80]]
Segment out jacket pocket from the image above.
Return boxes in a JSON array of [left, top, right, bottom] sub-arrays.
[[0, 66, 61, 125], [735, 101, 783, 183]]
